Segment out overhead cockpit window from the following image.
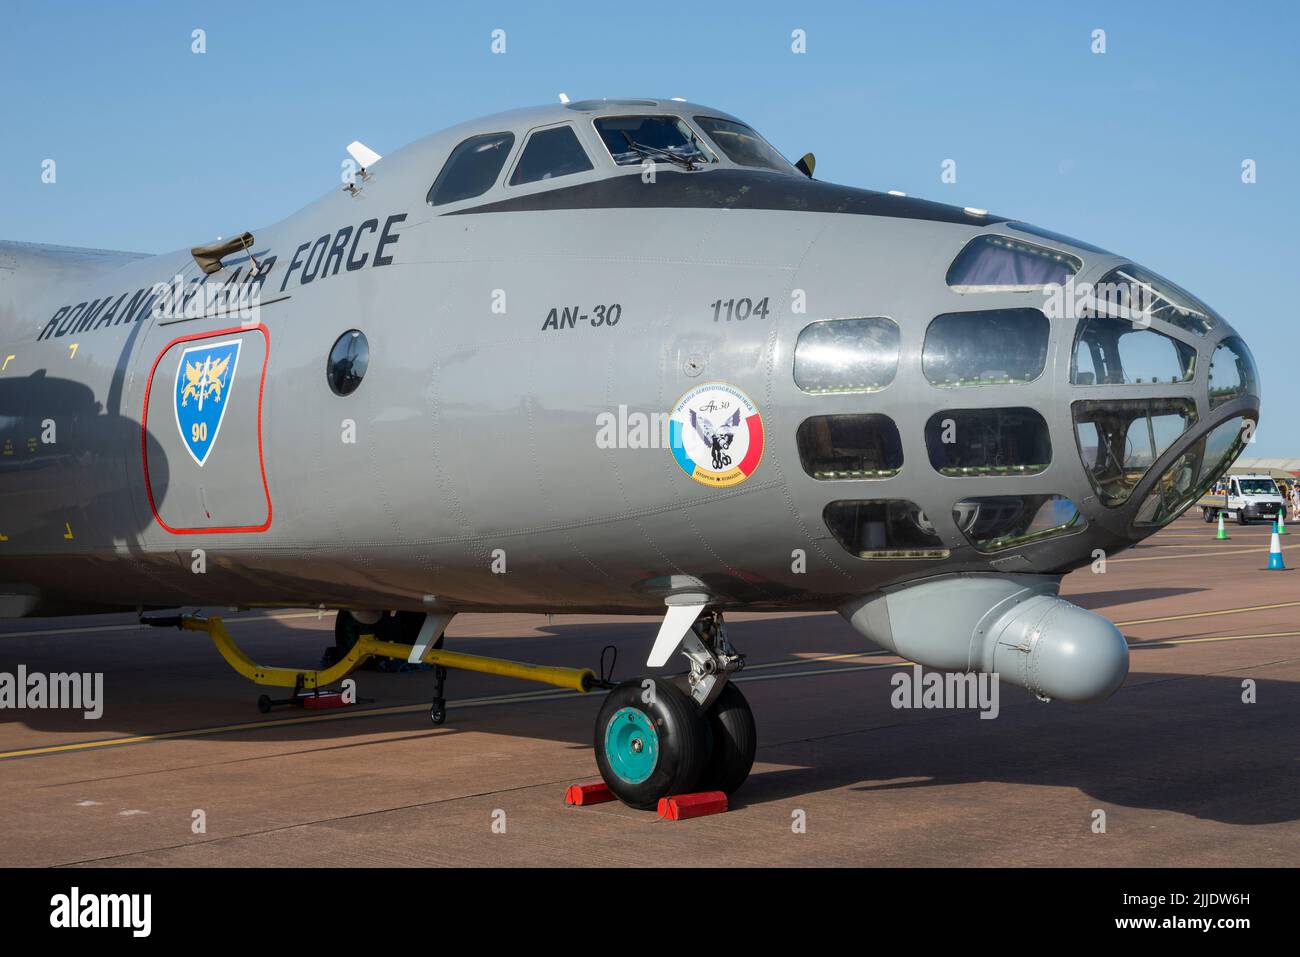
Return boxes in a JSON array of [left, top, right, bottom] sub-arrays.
[[1072, 398, 1198, 506], [925, 408, 1051, 477], [1072, 316, 1196, 385], [823, 500, 949, 560], [508, 125, 593, 186], [794, 318, 900, 394], [953, 495, 1084, 552], [1093, 264, 1217, 337], [1208, 336, 1260, 409], [593, 116, 716, 168], [1134, 417, 1249, 526], [693, 116, 792, 172], [796, 414, 903, 479], [922, 309, 1050, 388], [427, 132, 515, 206], [1006, 222, 1114, 256], [946, 235, 1081, 293]]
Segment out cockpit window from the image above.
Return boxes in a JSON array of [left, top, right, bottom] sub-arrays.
[[923, 309, 1050, 388], [953, 495, 1084, 552], [428, 132, 515, 206], [1134, 416, 1250, 526], [508, 125, 593, 186], [946, 235, 1081, 292], [593, 116, 716, 168], [1094, 264, 1217, 337], [1072, 398, 1198, 506], [823, 500, 949, 560], [794, 318, 900, 394], [1208, 336, 1260, 409], [693, 116, 791, 172], [1072, 315, 1196, 385]]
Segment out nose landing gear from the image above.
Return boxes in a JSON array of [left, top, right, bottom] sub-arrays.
[[593, 610, 756, 809]]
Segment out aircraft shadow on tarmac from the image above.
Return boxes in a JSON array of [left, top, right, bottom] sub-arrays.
[[0, 614, 1295, 827], [1062, 586, 1208, 610]]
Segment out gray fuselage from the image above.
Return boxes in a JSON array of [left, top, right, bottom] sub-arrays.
[[0, 99, 1259, 622]]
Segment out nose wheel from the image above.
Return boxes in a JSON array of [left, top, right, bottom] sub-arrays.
[[594, 677, 756, 809]]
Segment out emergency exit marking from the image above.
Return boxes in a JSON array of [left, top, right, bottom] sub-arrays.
[[1, 355, 13, 371], [63, 523, 74, 540], [68, 343, 79, 358]]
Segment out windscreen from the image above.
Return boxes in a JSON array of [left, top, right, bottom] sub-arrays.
[[594, 116, 715, 167]]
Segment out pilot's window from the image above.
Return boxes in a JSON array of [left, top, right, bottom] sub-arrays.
[[1094, 264, 1216, 336], [1071, 398, 1198, 506], [327, 330, 368, 396], [796, 414, 902, 480], [693, 116, 791, 172], [508, 126, 593, 186], [1208, 336, 1259, 409], [946, 235, 1081, 293], [793, 318, 900, 394], [1134, 417, 1248, 526], [924, 408, 1051, 477], [823, 500, 949, 560], [1071, 316, 1196, 385], [953, 495, 1084, 552], [922, 309, 1049, 388], [427, 132, 515, 206], [593, 116, 716, 167]]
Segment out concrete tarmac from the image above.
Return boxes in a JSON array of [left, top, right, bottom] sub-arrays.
[[0, 512, 1295, 866]]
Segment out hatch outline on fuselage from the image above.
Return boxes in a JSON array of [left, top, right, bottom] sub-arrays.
[[141, 324, 273, 535]]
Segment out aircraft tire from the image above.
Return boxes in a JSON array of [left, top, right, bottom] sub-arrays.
[[697, 683, 757, 796], [594, 678, 705, 809]]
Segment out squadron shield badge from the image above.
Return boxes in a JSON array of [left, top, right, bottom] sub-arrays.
[[668, 382, 764, 487], [173, 338, 241, 467]]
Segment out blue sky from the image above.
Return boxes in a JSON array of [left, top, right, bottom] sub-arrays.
[[3, 0, 1297, 454]]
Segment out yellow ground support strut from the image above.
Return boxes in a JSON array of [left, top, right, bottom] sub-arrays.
[[182, 615, 596, 693]]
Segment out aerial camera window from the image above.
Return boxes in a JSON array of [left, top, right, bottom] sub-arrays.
[[594, 116, 716, 168]]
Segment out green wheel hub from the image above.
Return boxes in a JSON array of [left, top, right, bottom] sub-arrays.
[[604, 707, 659, 784]]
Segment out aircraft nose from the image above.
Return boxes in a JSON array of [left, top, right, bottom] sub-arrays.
[[1064, 261, 1261, 535]]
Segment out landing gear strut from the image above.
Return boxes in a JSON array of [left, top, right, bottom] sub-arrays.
[[594, 610, 756, 809]]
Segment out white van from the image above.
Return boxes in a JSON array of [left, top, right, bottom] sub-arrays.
[[1200, 473, 1284, 525]]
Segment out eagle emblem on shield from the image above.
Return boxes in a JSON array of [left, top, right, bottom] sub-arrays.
[[173, 337, 241, 467]]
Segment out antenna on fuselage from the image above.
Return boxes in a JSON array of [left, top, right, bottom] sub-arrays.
[[343, 141, 382, 194]]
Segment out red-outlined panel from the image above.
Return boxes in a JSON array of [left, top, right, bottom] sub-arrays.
[[141, 323, 272, 534]]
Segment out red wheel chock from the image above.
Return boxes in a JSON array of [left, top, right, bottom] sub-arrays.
[[657, 791, 728, 820], [565, 782, 615, 806]]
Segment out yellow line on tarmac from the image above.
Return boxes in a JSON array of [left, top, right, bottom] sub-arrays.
[[1131, 631, 1300, 647], [1110, 542, 1299, 563], [2, 631, 1294, 762], [0, 686, 577, 760], [0, 649, 884, 761], [1113, 599, 1300, 627], [0, 611, 322, 641]]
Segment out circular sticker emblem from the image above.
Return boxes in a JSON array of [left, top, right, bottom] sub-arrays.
[[668, 382, 765, 488]]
